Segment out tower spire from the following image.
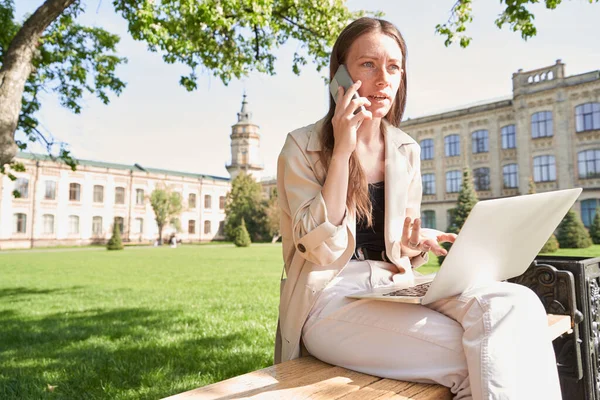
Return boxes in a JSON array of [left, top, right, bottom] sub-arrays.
[[237, 91, 252, 123]]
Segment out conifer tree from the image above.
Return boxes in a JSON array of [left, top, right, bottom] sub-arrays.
[[557, 210, 592, 249], [107, 222, 124, 251]]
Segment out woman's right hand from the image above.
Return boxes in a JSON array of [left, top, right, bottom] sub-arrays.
[[331, 80, 372, 157]]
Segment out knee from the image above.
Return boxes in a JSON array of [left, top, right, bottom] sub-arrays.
[[490, 281, 547, 318]]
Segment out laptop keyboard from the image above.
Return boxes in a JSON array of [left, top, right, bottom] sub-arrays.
[[382, 281, 432, 297]]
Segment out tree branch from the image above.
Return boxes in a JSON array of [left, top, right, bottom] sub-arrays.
[[0, 0, 76, 166]]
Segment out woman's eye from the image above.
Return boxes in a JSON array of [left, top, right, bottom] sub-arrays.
[[362, 61, 374, 68], [389, 64, 400, 71]]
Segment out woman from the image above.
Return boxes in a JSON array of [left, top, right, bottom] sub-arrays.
[[275, 17, 561, 400]]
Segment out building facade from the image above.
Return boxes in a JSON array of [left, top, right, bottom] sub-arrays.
[[401, 61, 600, 232], [0, 95, 265, 250]]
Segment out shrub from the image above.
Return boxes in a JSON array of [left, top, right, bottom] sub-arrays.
[[557, 210, 592, 249], [540, 234, 559, 253], [107, 224, 124, 250], [234, 218, 251, 247], [590, 207, 600, 245]]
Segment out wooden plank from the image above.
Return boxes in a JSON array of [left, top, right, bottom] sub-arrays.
[[163, 357, 332, 400], [237, 365, 381, 400], [338, 378, 451, 400], [547, 314, 571, 341]]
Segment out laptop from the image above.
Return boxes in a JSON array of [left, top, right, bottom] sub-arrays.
[[346, 188, 582, 305]]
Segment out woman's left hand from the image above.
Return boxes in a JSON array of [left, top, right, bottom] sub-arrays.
[[400, 217, 457, 258]]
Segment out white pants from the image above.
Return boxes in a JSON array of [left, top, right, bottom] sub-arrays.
[[302, 260, 562, 400]]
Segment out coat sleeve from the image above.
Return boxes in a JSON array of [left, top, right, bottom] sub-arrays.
[[277, 135, 349, 266], [405, 144, 429, 269]]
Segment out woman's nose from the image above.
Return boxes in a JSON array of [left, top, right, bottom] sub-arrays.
[[376, 68, 390, 86]]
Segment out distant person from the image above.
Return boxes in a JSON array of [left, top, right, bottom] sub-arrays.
[[274, 17, 561, 400], [170, 234, 177, 248]]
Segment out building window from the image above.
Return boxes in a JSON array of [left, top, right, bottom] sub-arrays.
[[136, 189, 145, 205], [218, 221, 225, 236], [422, 174, 436, 195], [42, 214, 55, 234], [501, 125, 516, 149], [444, 135, 460, 157], [188, 193, 197, 208], [114, 217, 125, 234], [581, 199, 599, 227], [134, 218, 144, 234], [219, 196, 226, 210], [14, 178, 29, 198], [473, 168, 490, 191], [44, 181, 56, 200], [92, 216, 103, 235], [578, 149, 600, 179], [204, 220, 211, 234], [188, 220, 196, 234], [576, 103, 600, 132], [533, 155, 556, 182], [13, 213, 27, 233], [531, 111, 553, 138], [69, 183, 81, 201], [446, 170, 461, 193], [503, 164, 519, 188], [472, 130, 489, 154], [115, 187, 125, 204], [421, 210, 436, 229], [204, 195, 212, 209], [68, 215, 80, 234], [420, 139, 434, 160], [93, 185, 104, 203]]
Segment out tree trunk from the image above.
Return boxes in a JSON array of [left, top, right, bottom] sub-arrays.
[[0, 0, 76, 166], [158, 224, 163, 245]]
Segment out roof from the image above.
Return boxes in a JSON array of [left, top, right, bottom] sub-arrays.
[[16, 152, 230, 182]]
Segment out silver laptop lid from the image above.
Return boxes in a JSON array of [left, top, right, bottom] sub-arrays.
[[421, 188, 582, 305]]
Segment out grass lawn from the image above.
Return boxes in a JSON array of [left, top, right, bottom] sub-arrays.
[[0, 244, 282, 400], [1, 243, 599, 399]]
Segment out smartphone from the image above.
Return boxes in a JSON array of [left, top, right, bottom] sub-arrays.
[[329, 65, 365, 114]]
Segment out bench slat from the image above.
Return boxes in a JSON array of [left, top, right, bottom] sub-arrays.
[[163, 314, 571, 400]]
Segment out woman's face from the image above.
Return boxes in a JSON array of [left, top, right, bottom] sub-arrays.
[[345, 31, 403, 120]]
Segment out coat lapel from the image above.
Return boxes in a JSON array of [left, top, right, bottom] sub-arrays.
[[383, 120, 416, 267]]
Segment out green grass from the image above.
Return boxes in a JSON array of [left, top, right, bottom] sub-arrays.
[[2, 243, 598, 399], [0, 244, 282, 399]]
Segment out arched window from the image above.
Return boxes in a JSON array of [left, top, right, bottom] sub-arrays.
[[473, 168, 490, 191], [501, 125, 516, 149], [502, 164, 519, 188], [421, 210, 436, 229], [14, 178, 29, 198], [69, 183, 81, 201], [444, 135, 460, 157], [420, 139, 434, 160], [531, 111, 553, 138], [422, 174, 436, 195], [578, 149, 600, 179], [13, 213, 27, 233], [115, 187, 125, 204], [575, 103, 600, 132], [68, 215, 80, 234], [533, 155, 556, 182], [204, 220, 212, 234], [42, 214, 55, 234], [471, 130, 489, 153], [581, 199, 599, 227], [446, 170, 461, 193]]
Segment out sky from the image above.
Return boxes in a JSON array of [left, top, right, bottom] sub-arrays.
[[15, 0, 600, 179]]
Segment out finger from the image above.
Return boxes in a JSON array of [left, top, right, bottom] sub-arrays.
[[336, 86, 344, 106], [345, 97, 372, 117], [437, 233, 457, 243], [410, 218, 421, 245], [427, 241, 447, 256], [350, 108, 372, 125], [340, 80, 362, 109], [402, 217, 411, 241]]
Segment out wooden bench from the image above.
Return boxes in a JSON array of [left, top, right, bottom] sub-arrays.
[[164, 314, 572, 400]]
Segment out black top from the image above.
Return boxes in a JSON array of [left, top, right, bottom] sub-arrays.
[[356, 181, 385, 253]]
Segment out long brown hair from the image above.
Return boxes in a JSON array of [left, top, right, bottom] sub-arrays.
[[319, 17, 408, 227]]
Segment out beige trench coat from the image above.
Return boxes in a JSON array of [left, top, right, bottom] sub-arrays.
[[274, 119, 428, 364]]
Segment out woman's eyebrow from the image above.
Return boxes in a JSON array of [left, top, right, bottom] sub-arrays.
[[357, 55, 402, 63]]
